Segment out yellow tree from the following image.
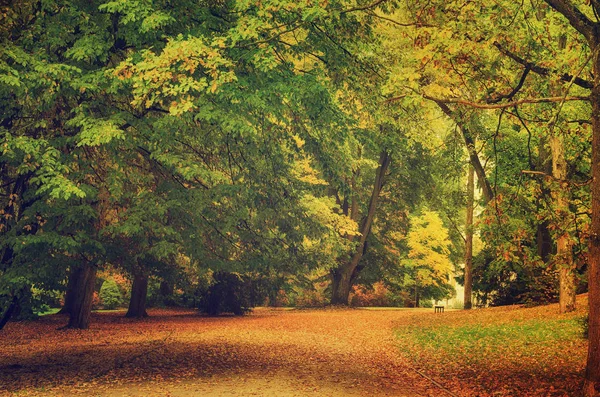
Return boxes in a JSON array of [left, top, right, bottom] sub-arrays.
[[405, 210, 453, 307]]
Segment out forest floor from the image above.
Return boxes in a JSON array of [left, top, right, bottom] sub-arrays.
[[0, 295, 588, 397]]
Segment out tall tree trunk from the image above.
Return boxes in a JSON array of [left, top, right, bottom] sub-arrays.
[[330, 151, 391, 305], [537, 135, 554, 263], [435, 103, 494, 204], [0, 296, 18, 331], [67, 263, 97, 329], [414, 283, 419, 308], [126, 272, 149, 318], [0, 175, 29, 330], [550, 135, 576, 313], [584, 47, 600, 396], [464, 164, 475, 310], [58, 266, 82, 315]]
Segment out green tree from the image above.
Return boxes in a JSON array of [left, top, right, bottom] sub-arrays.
[[99, 279, 123, 310]]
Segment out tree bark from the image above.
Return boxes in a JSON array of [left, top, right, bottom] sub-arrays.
[[0, 296, 18, 331], [67, 263, 97, 329], [584, 48, 600, 396], [435, 102, 494, 204], [544, 2, 600, 389], [550, 135, 577, 313], [126, 273, 149, 318], [330, 151, 391, 305], [0, 175, 29, 330], [464, 164, 475, 310], [537, 135, 554, 263], [414, 283, 420, 308], [58, 266, 82, 315]]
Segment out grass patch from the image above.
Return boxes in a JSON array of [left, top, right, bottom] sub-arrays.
[[394, 300, 589, 396], [37, 308, 61, 316], [398, 316, 585, 366], [409, 316, 581, 351]]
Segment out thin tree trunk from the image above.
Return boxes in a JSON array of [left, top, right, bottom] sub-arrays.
[[464, 164, 475, 310], [126, 273, 149, 318], [330, 151, 391, 305], [414, 283, 419, 308], [67, 263, 97, 329], [435, 103, 494, 204], [0, 296, 18, 331], [550, 135, 577, 313], [537, 135, 554, 263], [537, 222, 553, 263], [0, 175, 29, 330]]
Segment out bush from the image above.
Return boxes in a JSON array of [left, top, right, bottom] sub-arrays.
[[293, 281, 328, 307], [419, 299, 433, 308], [271, 289, 290, 307], [350, 282, 393, 307], [199, 272, 251, 316], [99, 279, 123, 310]]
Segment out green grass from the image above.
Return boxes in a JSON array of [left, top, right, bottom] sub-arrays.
[[396, 315, 587, 366], [37, 307, 61, 316], [414, 317, 581, 347]]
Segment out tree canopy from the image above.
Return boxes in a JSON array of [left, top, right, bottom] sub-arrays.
[[3, 0, 600, 395]]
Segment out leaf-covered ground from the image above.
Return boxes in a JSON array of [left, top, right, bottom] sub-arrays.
[[395, 295, 588, 396], [0, 299, 588, 396]]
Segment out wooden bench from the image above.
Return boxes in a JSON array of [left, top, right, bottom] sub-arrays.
[[434, 305, 444, 313]]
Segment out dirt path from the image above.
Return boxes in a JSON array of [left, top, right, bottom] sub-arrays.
[[0, 308, 442, 396]]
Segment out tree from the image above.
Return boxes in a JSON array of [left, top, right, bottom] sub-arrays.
[[378, 1, 595, 392], [99, 279, 123, 310], [330, 151, 391, 304], [1, 0, 391, 327], [404, 210, 454, 307], [464, 164, 475, 309], [538, 1, 600, 393]]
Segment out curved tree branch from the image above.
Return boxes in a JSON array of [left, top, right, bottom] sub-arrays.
[[493, 41, 593, 89], [544, 0, 596, 42]]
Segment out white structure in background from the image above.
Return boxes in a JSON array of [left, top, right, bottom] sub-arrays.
[[434, 265, 472, 310]]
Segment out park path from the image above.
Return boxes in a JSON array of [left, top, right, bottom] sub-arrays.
[[0, 308, 442, 396]]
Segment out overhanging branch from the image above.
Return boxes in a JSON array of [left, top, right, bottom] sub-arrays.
[[544, 0, 596, 42], [341, 0, 390, 14], [493, 41, 593, 89], [420, 94, 589, 109]]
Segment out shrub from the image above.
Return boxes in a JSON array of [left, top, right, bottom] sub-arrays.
[[199, 272, 251, 316], [350, 282, 393, 307], [419, 299, 433, 308], [293, 281, 328, 307], [99, 280, 123, 310], [271, 289, 290, 307]]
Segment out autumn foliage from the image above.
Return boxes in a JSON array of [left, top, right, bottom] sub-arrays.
[[0, 298, 588, 397]]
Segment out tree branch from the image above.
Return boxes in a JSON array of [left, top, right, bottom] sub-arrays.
[[420, 94, 589, 109], [487, 66, 531, 104], [368, 12, 437, 27], [341, 0, 390, 14], [493, 41, 593, 89], [434, 102, 495, 204], [544, 0, 596, 42]]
